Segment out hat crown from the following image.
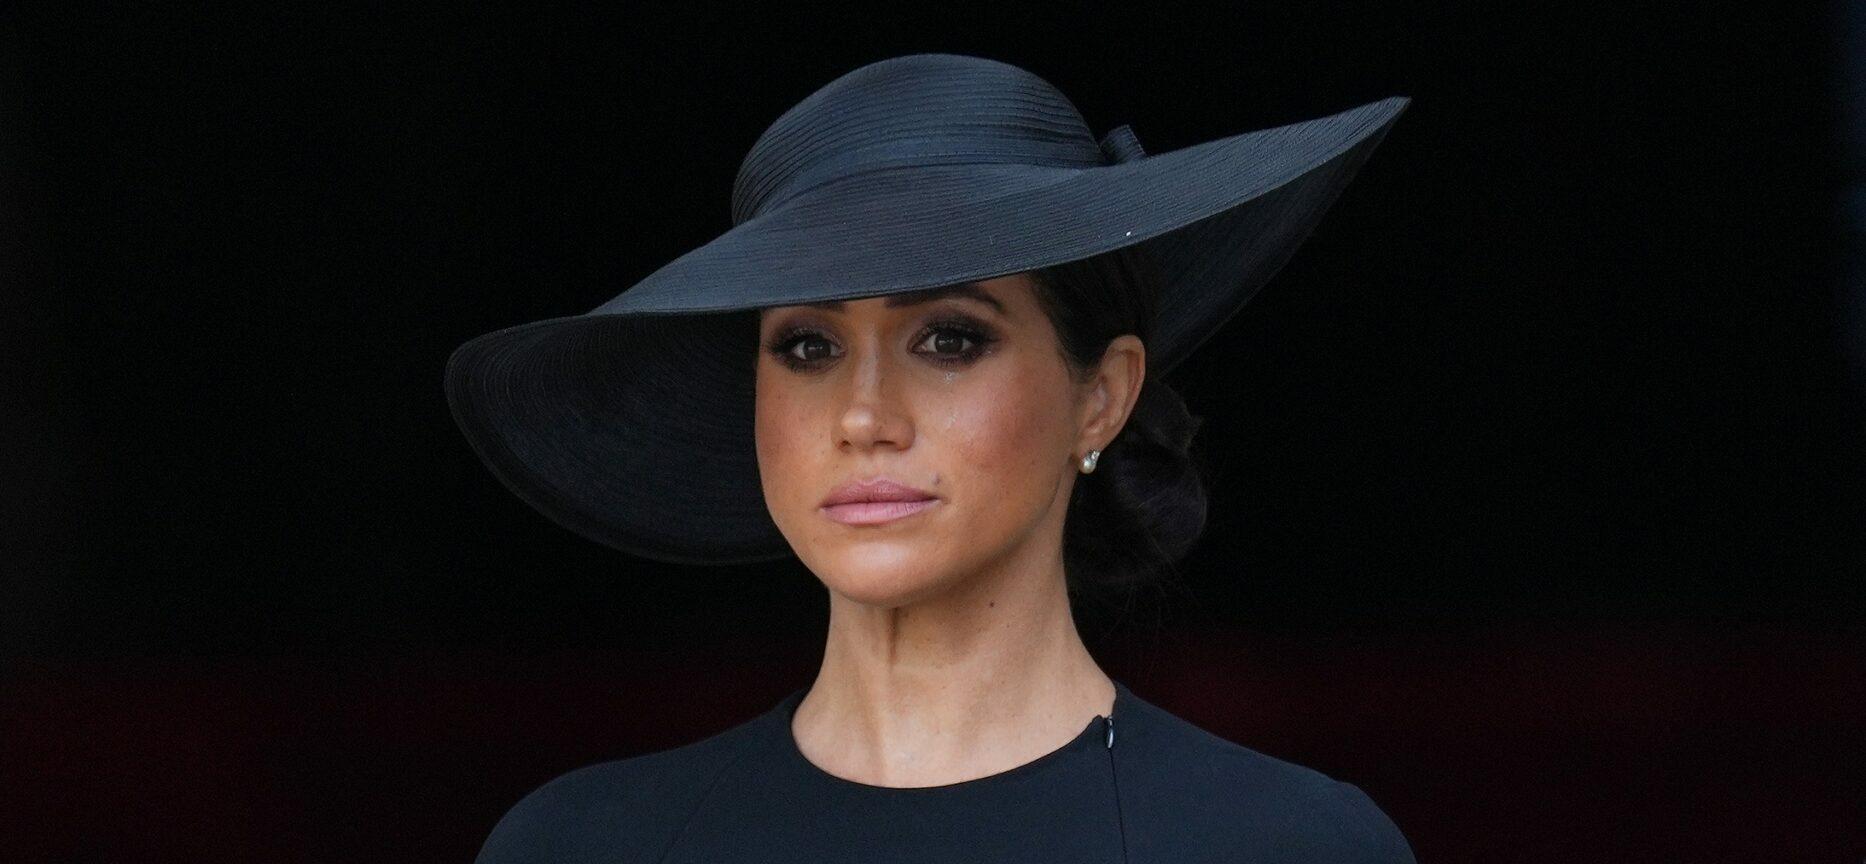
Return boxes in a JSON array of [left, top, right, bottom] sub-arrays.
[[730, 54, 1109, 226]]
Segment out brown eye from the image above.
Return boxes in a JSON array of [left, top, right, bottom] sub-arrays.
[[912, 320, 997, 366], [790, 335, 836, 363], [764, 326, 840, 371], [917, 329, 974, 357]]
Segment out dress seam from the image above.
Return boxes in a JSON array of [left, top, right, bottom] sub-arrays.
[[1104, 716, 1130, 864], [650, 729, 761, 864]]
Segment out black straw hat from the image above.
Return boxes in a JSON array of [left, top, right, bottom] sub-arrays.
[[444, 52, 1410, 565]]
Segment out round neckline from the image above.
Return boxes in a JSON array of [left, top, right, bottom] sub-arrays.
[[774, 679, 1128, 793]]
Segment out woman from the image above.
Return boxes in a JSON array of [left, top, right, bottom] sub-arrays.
[[447, 53, 1415, 862]]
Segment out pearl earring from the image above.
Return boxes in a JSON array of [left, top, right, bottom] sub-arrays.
[[1079, 449, 1101, 474]]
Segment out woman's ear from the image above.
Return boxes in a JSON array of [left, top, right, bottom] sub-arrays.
[[1077, 335, 1146, 453]]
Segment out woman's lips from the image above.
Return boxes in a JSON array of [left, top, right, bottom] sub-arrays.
[[820, 498, 940, 526]]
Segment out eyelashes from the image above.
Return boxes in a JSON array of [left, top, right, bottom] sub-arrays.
[[763, 315, 999, 372]]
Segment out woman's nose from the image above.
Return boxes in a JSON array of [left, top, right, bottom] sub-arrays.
[[836, 346, 912, 451]]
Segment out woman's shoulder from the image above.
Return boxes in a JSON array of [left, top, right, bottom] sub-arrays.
[[471, 710, 766, 864], [1118, 687, 1417, 863]]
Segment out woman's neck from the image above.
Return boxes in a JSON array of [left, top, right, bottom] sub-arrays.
[[791, 555, 1115, 788]]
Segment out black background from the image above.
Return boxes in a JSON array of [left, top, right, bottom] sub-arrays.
[[6, 2, 1863, 862]]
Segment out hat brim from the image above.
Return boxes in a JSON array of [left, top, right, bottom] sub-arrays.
[[444, 95, 1410, 564]]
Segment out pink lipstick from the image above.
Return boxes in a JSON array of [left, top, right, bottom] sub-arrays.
[[819, 477, 940, 526]]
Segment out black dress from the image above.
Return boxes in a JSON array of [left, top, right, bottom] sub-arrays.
[[474, 678, 1416, 863]]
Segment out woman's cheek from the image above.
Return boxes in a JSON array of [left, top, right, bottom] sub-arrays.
[[939, 375, 1055, 518], [755, 387, 816, 529]]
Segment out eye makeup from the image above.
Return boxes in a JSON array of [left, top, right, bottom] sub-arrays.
[[762, 311, 1000, 373]]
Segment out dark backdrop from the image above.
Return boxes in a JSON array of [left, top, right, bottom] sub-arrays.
[[5, 2, 1863, 862]]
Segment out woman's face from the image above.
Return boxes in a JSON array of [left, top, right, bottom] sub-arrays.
[[754, 273, 1140, 607]]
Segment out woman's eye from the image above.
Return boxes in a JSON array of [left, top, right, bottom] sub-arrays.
[[788, 335, 837, 363], [914, 322, 996, 364], [763, 328, 840, 370], [915, 327, 976, 357]]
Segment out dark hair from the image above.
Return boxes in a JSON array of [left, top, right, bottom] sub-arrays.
[[1028, 247, 1213, 605]]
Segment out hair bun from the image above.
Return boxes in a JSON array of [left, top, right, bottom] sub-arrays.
[[1128, 375, 1203, 455], [1065, 377, 1211, 597], [1032, 246, 1212, 604]]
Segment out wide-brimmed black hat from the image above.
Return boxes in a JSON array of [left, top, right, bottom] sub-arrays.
[[444, 52, 1410, 565]]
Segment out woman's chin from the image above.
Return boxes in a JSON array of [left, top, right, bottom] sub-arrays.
[[813, 547, 956, 606]]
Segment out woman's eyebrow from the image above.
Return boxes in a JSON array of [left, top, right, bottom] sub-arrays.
[[798, 282, 1005, 314]]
